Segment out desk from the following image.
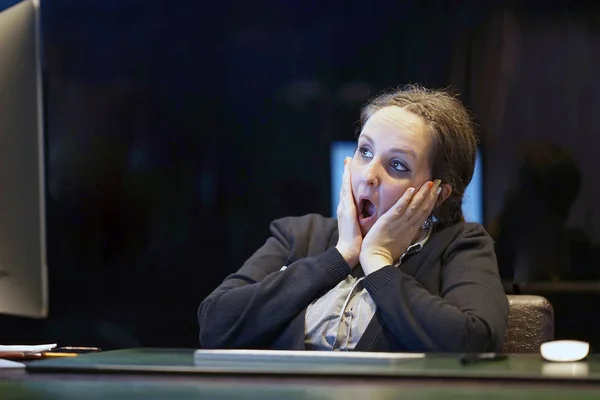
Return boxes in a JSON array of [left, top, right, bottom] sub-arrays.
[[0, 349, 599, 399]]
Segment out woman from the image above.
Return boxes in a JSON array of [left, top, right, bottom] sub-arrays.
[[198, 84, 509, 352]]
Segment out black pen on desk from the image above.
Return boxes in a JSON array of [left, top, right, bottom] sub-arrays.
[[459, 353, 507, 365], [48, 346, 101, 354]]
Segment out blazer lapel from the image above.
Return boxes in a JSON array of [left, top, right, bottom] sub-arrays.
[[353, 311, 383, 351]]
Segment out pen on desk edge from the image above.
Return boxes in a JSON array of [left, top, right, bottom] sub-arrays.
[[0, 352, 78, 359], [56, 346, 100, 351], [41, 352, 78, 357], [49, 346, 101, 353], [459, 353, 507, 365]]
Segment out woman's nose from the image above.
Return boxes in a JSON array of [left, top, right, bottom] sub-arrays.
[[362, 161, 381, 187]]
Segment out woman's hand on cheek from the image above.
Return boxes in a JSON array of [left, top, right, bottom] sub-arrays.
[[335, 157, 362, 269], [359, 179, 441, 275]]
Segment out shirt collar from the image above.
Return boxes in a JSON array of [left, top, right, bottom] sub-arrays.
[[394, 223, 433, 267]]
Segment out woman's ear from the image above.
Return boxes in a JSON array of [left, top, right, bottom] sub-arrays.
[[436, 183, 452, 207]]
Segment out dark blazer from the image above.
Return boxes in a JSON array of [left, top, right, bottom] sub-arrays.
[[198, 214, 509, 352]]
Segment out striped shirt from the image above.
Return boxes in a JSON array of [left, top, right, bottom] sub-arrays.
[[304, 226, 432, 350]]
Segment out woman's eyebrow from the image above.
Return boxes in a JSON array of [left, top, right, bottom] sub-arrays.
[[388, 147, 416, 160], [360, 134, 416, 160]]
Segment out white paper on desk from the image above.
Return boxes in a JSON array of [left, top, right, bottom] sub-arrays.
[[0, 359, 26, 368], [194, 349, 425, 364], [0, 343, 57, 354]]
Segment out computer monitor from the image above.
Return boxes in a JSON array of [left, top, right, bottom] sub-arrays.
[[0, 0, 48, 318], [330, 141, 484, 224]]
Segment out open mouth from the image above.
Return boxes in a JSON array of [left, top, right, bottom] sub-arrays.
[[359, 199, 376, 221]]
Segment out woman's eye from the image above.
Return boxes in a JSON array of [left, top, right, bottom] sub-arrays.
[[358, 147, 373, 158], [390, 160, 408, 172]]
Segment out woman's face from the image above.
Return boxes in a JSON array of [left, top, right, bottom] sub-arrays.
[[350, 106, 433, 236]]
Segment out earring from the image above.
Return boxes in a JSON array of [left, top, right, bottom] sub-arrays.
[[421, 217, 432, 230]]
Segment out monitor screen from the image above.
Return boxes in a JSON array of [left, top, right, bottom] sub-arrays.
[[330, 141, 483, 224], [0, 0, 48, 318]]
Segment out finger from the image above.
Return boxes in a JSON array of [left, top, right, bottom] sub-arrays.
[[343, 159, 353, 199], [394, 187, 416, 215], [344, 161, 359, 215], [424, 179, 442, 206], [423, 179, 443, 214], [407, 179, 441, 223], [429, 179, 442, 204], [404, 181, 432, 217], [339, 158, 355, 216], [339, 158, 350, 198], [337, 161, 347, 216]]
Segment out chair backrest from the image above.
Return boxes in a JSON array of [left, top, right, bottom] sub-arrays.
[[502, 295, 554, 353]]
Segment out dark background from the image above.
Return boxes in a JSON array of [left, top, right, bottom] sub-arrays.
[[1, 0, 600, 350]]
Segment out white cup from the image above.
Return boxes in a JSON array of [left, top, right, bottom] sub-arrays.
[[540, 340, 590, 362]]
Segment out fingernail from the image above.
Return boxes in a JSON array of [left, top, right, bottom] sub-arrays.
[[428, 181, 434, 189], [409, 187, 416, 195], [434, 179, 442, 187], [436, 187, 442, 195]]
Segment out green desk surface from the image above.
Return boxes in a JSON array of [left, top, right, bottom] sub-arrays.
[[0, 349, 595, 399], [23, 348, 600, 382], [2, 376, 600, 400], [3, 374, 600, 400]]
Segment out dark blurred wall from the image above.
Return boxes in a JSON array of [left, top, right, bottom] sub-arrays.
[[41, 0, 228, 347], [453, 1, 600, 281]]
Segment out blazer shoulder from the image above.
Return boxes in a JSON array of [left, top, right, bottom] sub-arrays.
[[436, 221, 492, 242], [431, 221, 495, 259], [437, 222, 496, 265], [461, 222, 493, 240]]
